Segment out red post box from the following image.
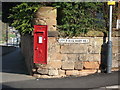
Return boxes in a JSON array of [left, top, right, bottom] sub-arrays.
[[33, 25, 48, 64]]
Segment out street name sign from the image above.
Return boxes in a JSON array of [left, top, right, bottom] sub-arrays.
[[58, 38, 89, 44]]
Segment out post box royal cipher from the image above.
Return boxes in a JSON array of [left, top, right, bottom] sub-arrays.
[[33, 25, 48, 64]]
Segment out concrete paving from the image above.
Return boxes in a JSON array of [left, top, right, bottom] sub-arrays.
[[2, 48, 35, 83], [1, 48, 120, 89]]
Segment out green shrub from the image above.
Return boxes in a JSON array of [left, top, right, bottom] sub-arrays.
[[52, 2, 106, 37], [8, 3, 41, 35], [9, 2, 108, 37]]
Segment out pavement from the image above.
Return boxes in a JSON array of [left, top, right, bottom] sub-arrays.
[[1, 48, 35, 83], [1, 48, 120, 89]]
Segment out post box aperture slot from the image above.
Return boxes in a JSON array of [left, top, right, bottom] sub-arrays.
[[35, 32, 44, 33], [38, 36, 43, 43], [35, 32, 44, 35]]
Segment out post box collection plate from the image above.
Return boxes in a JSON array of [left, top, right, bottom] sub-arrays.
[[33, 25, 48, 64]]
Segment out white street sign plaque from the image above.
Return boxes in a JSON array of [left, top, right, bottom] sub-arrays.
[[58, 39, 89, 44]]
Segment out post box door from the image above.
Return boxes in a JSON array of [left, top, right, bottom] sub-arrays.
[[34, 25, 47, 64]]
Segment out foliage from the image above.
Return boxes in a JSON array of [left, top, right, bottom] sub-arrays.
[[9, 2, 110, 37], [52, 2, 107, 37], [8, 3, 41, 35]]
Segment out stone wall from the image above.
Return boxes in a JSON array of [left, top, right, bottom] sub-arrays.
[[32, 36, 120, 78], [21, 35, 120, 78], [21, 6, 120, 78]]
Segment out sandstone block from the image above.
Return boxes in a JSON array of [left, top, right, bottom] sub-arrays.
[[58, 70, 65, 76], [112, 37, 120, 45], [50, 53, 62, 61], [48, 69, 58, 76], [35, 60, 61, 70], [66, 70, 79, 76], [79, 54, 99, 61], [112, 60, 120, 68], [48, 44, 60, 54], [79, 70, 97, 76], [46, 25, 56, 31], [49, 26, 57, 31], [48, 60, 62, 69], [62, 61, 74, 70], [113, 42, 120, 47], [37, 68, 48, 75], [60, 44, 88, 54], [112, 68, 120, 71], [88, 37, 95, 46], [32, 18, 46, 25], [88, 46, 94, 53], [94, 37, 103, 46], [46, 19, 56, 26], [83, 61, 100, 69], [79, 54, 87, 61], [33, 74, 41, 78], [67, 54, 79, 61], [86, 54, 94, 61], [88, 44, 102, 54], [61, 54, 68, 61], [112, 46, 119, 53], [113, 53, 120, 61], [48, 37, 56, 44], [93, 54, 101, 61], [93, 46, 102, 54], [35, 7, 57, 19], [74, 61, 83, 70]]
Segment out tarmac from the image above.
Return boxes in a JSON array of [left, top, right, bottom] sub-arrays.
[[1, 47, 120, 89]]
